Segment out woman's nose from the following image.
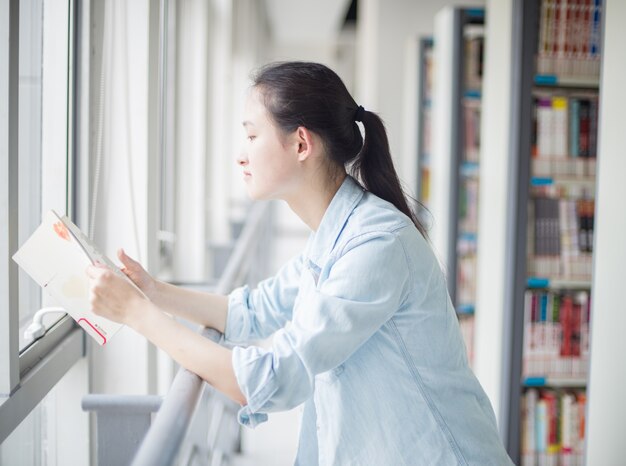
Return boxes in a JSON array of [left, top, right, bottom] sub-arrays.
[[236, 152, 248, 166]]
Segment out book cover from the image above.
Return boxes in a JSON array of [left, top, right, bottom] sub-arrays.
[[12, 209, 140, 345]]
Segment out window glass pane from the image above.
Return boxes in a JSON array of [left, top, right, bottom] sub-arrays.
[[17, 0, 44, 332], [157, 0, 177, 281], [17, 0, 70, 352]]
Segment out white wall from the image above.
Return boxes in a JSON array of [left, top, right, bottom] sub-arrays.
[[473, 0, 514, 429], [429, 7, 457, 270], [173, 0, 210, 280], [585, 0, 626, 462]]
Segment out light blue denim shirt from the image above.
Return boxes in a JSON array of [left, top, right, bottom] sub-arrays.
[[225, 175, 514, 465]]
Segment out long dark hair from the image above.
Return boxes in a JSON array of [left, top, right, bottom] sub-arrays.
[[252, 61, 428, 239]]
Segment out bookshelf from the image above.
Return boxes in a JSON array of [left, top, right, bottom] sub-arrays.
[[432, 7, 485, 366], [504, 1, 603, 464], [415, 36, 433, 229]]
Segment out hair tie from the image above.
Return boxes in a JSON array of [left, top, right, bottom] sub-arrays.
[[354, 105, 365, 122]]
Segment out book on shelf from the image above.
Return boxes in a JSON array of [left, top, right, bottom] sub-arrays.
[[464, 27, 484, 91], [458, 177, 479, 234], [463, 99, 481, 163], [531, 92, 599, 178], [537, 0, 603, 79], [528, 193, 594, 280], [516, 1, 603, 465], [456, 255, 477, 309], [418, 39, 434, 211], [521, 388, 586, 466], [522, 289, 590, 379], [453, 18, 484, 371]]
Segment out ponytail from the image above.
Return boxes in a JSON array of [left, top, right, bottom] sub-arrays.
[[350, 109, 429, 239], [252, 61, 428, 239]]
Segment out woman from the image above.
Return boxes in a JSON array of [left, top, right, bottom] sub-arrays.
[[87, 61, 514, 465]]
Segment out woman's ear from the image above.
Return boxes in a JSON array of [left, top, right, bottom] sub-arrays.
[[295, 126, 315, 162]]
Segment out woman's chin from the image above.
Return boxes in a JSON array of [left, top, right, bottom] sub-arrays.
[[245, 186, 266, 201]]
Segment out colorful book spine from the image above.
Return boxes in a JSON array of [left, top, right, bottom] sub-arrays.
[[536, 97, 554, 157], [552, 97, 568, 157], [531, 92, 598, 179], [529, 191, 594, 280], [536, 0, 603, 78], [522, 389, 587, 466], [568, 98, 579, 157], [523, 290, 591, 378]]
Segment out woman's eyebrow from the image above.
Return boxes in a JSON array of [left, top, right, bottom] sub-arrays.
[[242, 120, 254, 127]]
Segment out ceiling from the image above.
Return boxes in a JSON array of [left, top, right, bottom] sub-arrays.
[[264, 0, 354, 43]]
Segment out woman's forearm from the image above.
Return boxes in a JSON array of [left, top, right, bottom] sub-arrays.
[[151, 280, 229, 333], [129, 300, 245, 405]]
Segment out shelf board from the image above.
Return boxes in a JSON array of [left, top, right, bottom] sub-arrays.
[[465, 8, 485, 19], [530, 176, 596, 189], [460, 161, 479, 177], [523, 376, 587, 388], [458, 231, 477, 241], [527, 277, 592, 290], [456, 304, 475, 315], [534, 74, 600, 88], [463, 90, 481, 99]]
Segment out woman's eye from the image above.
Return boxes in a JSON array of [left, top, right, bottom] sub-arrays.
[[247, 135, 256, 142]]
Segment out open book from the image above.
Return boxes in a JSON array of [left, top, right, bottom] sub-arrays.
[[12, 210, 143, 345]]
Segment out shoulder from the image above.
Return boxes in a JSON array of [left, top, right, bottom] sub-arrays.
[[325, 194, 411, 279], [335, 191, 414, 255], [330, 191, 439, 281]]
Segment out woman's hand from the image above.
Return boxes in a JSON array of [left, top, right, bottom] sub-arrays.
[[86, 262, 151, 327], [117, 248, 159, 301]]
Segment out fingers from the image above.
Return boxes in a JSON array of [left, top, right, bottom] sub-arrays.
[[118, 248, 136, 268], [85, 263, 112, 280], [86, 264, 101, 279], [89, 289, 104, 316]]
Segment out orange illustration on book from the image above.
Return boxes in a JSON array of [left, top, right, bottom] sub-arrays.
[[53, 221, 70, 241]]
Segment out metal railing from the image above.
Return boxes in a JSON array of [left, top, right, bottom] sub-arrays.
[[130, 200, 274, 466]]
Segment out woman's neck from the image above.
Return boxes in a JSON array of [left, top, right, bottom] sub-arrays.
[[286, 172, 346, 231]]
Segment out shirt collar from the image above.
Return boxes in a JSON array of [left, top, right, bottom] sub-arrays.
[[305, 175, 365, 267]]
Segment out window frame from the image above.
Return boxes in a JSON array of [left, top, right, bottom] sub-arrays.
[[0, 0, 85, 445]]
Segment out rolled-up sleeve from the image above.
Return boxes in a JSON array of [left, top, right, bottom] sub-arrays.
[[224, 252, 304, 344], [232, 231, 412, 427]]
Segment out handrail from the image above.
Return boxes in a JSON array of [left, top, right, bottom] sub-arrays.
[[131, 201, 272, 466]]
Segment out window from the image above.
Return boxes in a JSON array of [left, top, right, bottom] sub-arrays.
[[17, 0, 74, 352], [1, 0, 82, 449], [17, 0, 43, 339]]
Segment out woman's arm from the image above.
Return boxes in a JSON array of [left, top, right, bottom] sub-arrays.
[[152, 281, 228, 333], [86, 264, 245, 405], [131, 299, 244, 404], [117, 248, 228, 332]]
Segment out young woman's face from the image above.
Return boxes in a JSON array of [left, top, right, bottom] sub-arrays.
[[237, 88, 301, 201]]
